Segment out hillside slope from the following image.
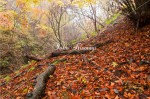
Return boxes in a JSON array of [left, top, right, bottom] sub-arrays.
[[0, 18, 150, 99]]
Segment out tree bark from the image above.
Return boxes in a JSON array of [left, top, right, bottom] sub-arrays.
[[28, 65, 56, 99], [25, 50, 91, 61], [25, 40, 113, 61]]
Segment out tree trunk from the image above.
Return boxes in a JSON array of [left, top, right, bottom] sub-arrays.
[[28, 65, 56, 99], [25, 40, 113, 61]]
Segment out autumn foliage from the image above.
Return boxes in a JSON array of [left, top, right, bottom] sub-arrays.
[[0, 0, 150, 98], [0, 18, 149, 98]]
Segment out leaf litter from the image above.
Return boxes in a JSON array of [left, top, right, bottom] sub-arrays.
[[0, 18, 150, 99]]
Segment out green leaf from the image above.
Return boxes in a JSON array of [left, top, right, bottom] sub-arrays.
[[28, 67, 35, 71]]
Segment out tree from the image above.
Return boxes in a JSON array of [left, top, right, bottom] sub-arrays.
[[0, 0, 6, 11], [115, 0, 150, 27], [0, 0, 47, 73], [46, 2, 66, 47], [71, 0, 104, 33]]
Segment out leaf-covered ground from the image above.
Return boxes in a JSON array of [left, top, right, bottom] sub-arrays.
[[0, 18, 150, 99]]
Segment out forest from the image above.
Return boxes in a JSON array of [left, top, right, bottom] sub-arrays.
[[0, 0, 150, 98]]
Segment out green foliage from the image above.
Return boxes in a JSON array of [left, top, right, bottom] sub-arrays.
[[70, 40, 77, 45], [98, 25, 102, 29], [52, 58, 66, 65], [21, 64, 28, 69], [31, 44, 43, 55], [28, 67, 35, 72], [91, 31, 97, 36], [0, 75, 3, 79], [26, 60, 36, 72], [15, 40, 27, 48], [81, 33, 87, 39], [28, 60, 36, 64], [4, 76, 11, 82], [63, 61, 66, 64], [52, 60, 60, 65], [105, 13, 120, 25], [0, 59, 9, 67]]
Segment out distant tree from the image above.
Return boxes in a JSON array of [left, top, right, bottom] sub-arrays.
[[46, 1, 69, 47], [0, 0, 6, 11], [71, 0, 104, 33]]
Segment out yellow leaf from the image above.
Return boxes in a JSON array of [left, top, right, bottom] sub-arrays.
[[112, 62, 118, 67], [85, 0, 96, 4], [57, 0, 64, 7]]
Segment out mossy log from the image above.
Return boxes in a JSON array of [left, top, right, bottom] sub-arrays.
[[28, 64, 56, 99]]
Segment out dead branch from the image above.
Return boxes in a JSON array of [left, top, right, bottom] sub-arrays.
[[25, 55, 45, 61]]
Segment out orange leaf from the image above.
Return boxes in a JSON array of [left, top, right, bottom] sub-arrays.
[[71, 95, 81, 99]]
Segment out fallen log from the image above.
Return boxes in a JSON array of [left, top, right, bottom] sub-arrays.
[[28, 64, 56, 99], [25, 50, 91, 61], [25, 40, 113, 61], [51, 49, 91, 57], [93, 40, 113, 48], [25, 55, 44, 61]]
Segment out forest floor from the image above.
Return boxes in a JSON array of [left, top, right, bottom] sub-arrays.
[[0, 18, 150, 99]]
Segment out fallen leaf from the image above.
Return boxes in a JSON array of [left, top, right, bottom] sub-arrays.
[[112, 62, 118, 67]]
